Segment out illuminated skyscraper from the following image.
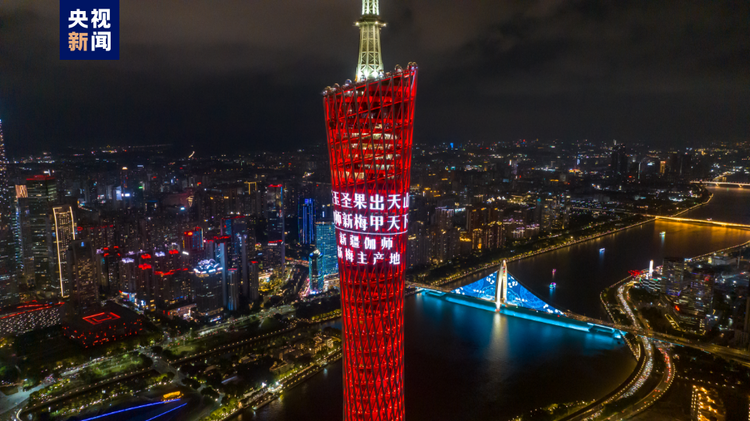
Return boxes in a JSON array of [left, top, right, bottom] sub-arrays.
[[299, 198, 316, 245], [323, 1, 418, 418], [192, 259, 223, 316], [247, 260, 260, 302], [0, 121, 17, 306], [663, 257, 686, 296], [316, 221, 338, 278], [266, 185, 285, 269], [221, 216, 251, 302], [226, 268, 240, 312], [182, 226, 204, 266], [308, 249, 324, 293], [68, 239, 101, 315], [52, 205, 76, 297], [26, 175, 57, 293]]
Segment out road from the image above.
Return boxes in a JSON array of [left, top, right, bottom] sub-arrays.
[[603, 345, 675, 420]]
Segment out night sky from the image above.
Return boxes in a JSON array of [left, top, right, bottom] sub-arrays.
[[0, 0, 748, 156]]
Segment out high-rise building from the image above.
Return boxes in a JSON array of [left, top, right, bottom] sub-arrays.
[[67, 239, 101, 315], [52, 205, 76, 297], [315, 221, 338, 278], [226, 268, 240, 311], [308, 249, 324, 293], [100, 247, 122, 296], [611, 144, 629, 179], [266, 185, 285, 268], [247, 260, 260, 302], [663, 257, 686, 297], [323, 0, 418, 417], [0, 120, 18, 307], [192, 259, 223, 316], [182, 227, 204, 266], [26, 175, 57, 293], [299, 198, 316, 245], [213, 238, 230, 309], [136, 254, 155, 310], [221, 216, 251, 301], [407, 221, 431, 268]]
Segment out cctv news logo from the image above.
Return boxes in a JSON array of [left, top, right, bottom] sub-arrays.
[[60, 0, 119, 60]]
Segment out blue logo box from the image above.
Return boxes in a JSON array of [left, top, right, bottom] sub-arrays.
[[60, 0, 119, 60]]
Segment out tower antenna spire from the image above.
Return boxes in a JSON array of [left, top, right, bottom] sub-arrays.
[[355, 0, 385, 82]]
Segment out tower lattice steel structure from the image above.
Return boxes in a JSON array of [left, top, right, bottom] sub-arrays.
[[323, 1, 418, 419], [355, 0, 385, 82]]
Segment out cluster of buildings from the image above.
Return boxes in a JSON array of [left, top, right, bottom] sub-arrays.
[[405, 193, 568, 268], [640, 253, 750, 341], [0, 125, 347, 336]]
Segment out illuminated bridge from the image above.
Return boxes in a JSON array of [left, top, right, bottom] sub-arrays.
[[414, 261, 624, 338], [691, 180, 750, 188], [643, 215, 750, 229]]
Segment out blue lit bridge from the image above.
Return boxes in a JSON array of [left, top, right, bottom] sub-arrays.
[[412, 261, 624, 338]]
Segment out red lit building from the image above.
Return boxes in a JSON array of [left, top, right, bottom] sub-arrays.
[[323, 65, 418, 420], [63, 302, 143, 348]]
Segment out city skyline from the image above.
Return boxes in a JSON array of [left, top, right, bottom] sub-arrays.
[[0, 1, 748, 156], [0, 2, 749, 421]]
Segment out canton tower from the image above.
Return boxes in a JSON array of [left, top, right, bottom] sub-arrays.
[[323, 0, 418, 420]]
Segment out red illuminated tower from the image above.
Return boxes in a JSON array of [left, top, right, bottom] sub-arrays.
[[323, 1, 417, 419]]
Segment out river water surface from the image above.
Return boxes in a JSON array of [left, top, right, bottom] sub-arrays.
[[239, 187, 750, 421]]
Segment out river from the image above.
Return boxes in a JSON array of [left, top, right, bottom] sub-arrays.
[[237, 187, 750, 421]]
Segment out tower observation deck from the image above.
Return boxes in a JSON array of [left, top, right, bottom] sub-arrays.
[[323, 1, 418, 420]]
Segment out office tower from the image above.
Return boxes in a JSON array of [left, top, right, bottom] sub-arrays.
[[52, 205, 76, 297], [315, 221, 338, 278], [214, 238, 229, 308], [153, 268, 191, 306], [308, 249, 323, 293], [226, 268, 240, 311], [118, 257, 138, 301], [192, 259, 223, 316], [0, 121, 17, 306], [299, 198, 316, 245], [182, 226, 204, 266], [100, 247, 122, 296], [262, 241, 283, 271], [266, 184, 285, 269], [26, 175, 57, 293], [221, 216, 251, 301], [67, 240, 101, 315], [663, 257, 686, 297], [611, 144, 629, 179], [247, 260, 260, 302], [323, 0, 418, 417], [137, 254, 155, 310]]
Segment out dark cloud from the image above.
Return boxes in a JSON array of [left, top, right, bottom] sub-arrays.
[[0, 0, 748, 156]]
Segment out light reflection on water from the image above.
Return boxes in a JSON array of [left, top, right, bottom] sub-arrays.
[[239, 188, 750, 421], [243, 294, 634, 421]]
